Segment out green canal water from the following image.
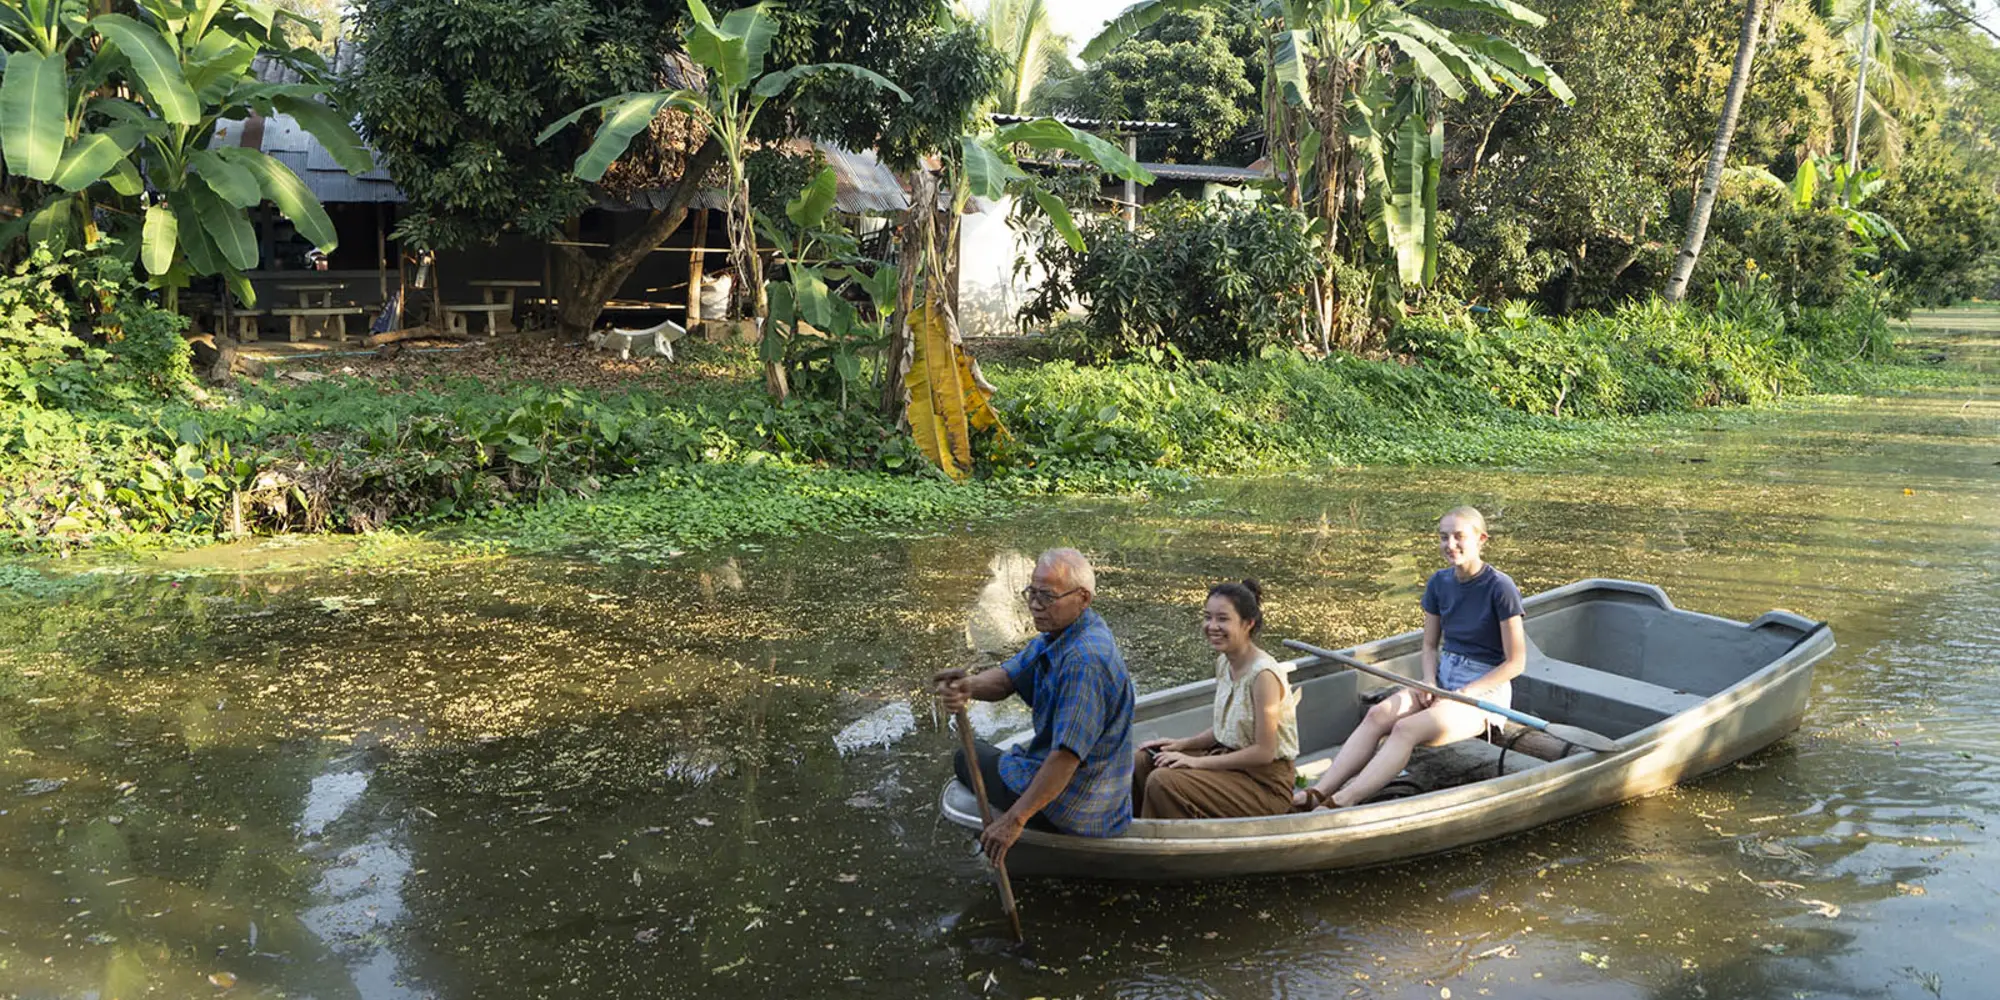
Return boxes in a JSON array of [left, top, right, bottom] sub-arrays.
[[2, 331, 1996, 999]]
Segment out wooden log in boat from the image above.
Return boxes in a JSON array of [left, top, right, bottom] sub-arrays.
[[939, 579, 1834, 880]]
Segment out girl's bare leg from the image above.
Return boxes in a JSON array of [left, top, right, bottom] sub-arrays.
[[1295, 690, 1421, 808], [1330, 700, 1493, 807]]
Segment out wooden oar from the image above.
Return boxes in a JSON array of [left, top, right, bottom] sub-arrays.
[[954, 707, 1025, 944], [1281, 639, 1624, 754]]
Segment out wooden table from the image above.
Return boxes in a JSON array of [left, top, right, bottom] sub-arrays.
[[269, 281, 363, 342], [275, 281, 343, 309], [467, 279, 540, 333]]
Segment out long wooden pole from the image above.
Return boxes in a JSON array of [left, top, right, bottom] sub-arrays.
[[953, 708, 1024, 943]]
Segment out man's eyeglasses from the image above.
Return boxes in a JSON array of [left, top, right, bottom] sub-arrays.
[[1020, 586, 1083, 607]]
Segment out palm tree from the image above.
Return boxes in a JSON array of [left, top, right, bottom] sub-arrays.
[[975, 0, 1075, 114], [1664, 0, 1769, 304], [1826, 0, 1940, 174]]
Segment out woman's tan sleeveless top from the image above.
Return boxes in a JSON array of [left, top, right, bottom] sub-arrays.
[[1212, 649, 1300, 760]]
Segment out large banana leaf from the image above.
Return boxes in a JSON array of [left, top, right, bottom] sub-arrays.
[[48, 133, 129, 191], [991, 117, 1153, 183], [189, 148, 262, 207], [904, 302, 985, 479], [141, 203, 178, 278], [1375, 14, 1496, 96], [25, 197, 72, 252], [959, 135, 1029, 199], [216, 146, 337, 250], [1079, 0, 1220, 61], [1375, 30, 1469, 100], [272, 93, 373, 174], [1027, 186, 1083, 252], [545, 91, 701, 183], [1270, 29, 1314, 109], [184, 25, 257, 100], [1456, 34, 1572, 102], [686, 0, 776, 92], [1411, 0, 1548, 28], [168, 190, 223, 274], [751, 62, 910, 101], [784, 166, 839, 230], [92, 14, 201, 124], [189, 180, 259, 270], [1, 48, 66, 180]]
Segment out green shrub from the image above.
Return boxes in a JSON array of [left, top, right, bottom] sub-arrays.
[[1020, 197, 1319, 361], [1390, 297, 1811, 418], [0, 246, 192, 409]]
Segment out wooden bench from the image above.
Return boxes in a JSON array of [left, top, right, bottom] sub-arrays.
[[210, 308, 267, 341], [442, 302, 514, 336], [270, 305, 369, 343]]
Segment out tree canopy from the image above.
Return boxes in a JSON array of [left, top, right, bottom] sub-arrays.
[[344, 0, 994, 252]]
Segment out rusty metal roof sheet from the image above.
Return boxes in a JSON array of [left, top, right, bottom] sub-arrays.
[[208, 112, 402, 203]]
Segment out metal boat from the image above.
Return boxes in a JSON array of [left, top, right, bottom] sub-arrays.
[[939, 579, 1833, 879]]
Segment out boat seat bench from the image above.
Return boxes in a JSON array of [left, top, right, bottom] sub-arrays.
[[1518, 650, 1707, 734]]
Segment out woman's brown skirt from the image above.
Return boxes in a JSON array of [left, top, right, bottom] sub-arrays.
[[1132, 745, 1297, 819]]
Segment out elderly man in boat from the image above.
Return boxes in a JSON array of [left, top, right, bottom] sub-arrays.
[[933, 548, 1137, 863]]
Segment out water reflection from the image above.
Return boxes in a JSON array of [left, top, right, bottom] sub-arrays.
[[0, 370, 1995, 998]]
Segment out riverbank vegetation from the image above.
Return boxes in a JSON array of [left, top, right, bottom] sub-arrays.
[[4, 0, 2000, 558], [3, 242, 1984, 556]]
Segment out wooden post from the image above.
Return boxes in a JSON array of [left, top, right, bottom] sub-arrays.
[[376, 203, 389, 301], [1123, 134, 1139, 232], [687, 209, 708, 328]]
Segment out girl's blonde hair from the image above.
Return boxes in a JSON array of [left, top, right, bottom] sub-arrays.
[[1442, 505, 1487, 534]]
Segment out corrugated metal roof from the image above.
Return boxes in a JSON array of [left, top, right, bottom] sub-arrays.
[[1139, 162, 1267, 183], [601, 141, 908, 215], [1025, 158, 1266, 184], [989, 112, 1181, 134], [209, 113, 403, 203]]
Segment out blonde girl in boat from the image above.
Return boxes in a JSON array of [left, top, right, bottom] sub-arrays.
[[1131, 580, 1301, 818], [1296, 506, 1528, 810]]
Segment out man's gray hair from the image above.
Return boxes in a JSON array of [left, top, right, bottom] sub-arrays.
[[1038, 548, 1096, 594]]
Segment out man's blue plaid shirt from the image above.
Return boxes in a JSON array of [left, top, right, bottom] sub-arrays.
[[998, 608, 1136, 837]]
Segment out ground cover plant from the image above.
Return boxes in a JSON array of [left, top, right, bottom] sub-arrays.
[[4, 255, 1971, 557]]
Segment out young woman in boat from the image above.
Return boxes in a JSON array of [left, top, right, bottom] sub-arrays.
[[1295, 506, 1527, 810], [1131, 579, 1302, 818]]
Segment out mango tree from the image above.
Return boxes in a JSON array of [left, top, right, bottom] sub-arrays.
[[0, 0, 371, 308], [1084, 0, 1569, 346], [539, 0, 908, 401]]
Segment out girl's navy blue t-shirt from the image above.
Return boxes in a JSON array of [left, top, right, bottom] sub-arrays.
[[1421, 565, 1525, 665]]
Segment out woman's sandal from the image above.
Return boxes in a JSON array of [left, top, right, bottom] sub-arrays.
[[1293, 787, 1333, 812]]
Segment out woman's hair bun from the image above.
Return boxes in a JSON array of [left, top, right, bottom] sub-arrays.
[[1240, 578, 1263, 601]]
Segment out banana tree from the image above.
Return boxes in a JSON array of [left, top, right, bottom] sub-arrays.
[[880, 115, 1151, 476], [1084, 0, 1568, 341], [756, 165, 900, 410], [1730, 155, 1909, 257], [538, 0, 909, 401], [0, 0, 371, 308]]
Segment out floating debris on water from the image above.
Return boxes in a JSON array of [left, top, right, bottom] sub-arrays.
[[833, 702, 915, 755]]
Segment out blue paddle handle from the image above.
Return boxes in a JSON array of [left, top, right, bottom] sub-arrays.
[[1477, 699, 1551, 732]]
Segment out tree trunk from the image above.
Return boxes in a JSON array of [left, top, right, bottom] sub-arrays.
[[1663, 0, 1766, 304], [880, 167, 937, 420], [550, 140, 721, 341], [1843, 0, 1877, 185]]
